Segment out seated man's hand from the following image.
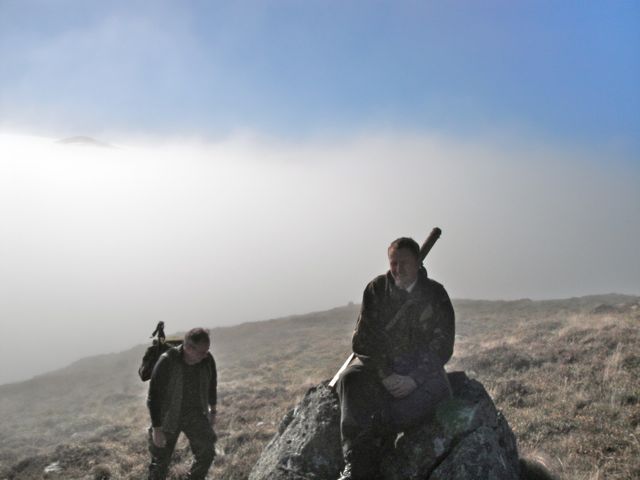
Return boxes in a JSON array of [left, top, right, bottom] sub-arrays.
[[382, 373, 417, 398]]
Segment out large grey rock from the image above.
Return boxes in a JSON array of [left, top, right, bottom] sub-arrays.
[[249, 372, 520, 480], [248, 383, 343, 480]]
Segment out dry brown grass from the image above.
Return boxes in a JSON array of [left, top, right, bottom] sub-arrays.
[[1, 295, 638, 479], [451, 303, 640, 480]]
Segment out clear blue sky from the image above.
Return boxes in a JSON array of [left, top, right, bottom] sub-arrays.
[[1, 0, 638, 151]]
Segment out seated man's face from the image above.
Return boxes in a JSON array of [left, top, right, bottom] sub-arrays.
[[388, 247, 420, 289]]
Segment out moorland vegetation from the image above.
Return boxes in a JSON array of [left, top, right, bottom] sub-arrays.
[[0, 294, 638, 480]]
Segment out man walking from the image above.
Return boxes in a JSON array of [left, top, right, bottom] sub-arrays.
[[147, 327, 217, 480], [335, 237, 455, 479]]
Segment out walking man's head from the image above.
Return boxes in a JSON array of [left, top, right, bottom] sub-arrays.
[[183, 328, 211, 365]]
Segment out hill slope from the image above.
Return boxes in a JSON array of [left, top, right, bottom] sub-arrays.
[[1, 294, 638, 479]]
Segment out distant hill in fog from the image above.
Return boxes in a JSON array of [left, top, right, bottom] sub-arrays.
[[7, 293, 637, 386], [0, 293, 638, 479], [57, 136, 112, 148]]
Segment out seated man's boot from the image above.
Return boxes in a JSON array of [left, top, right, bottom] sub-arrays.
[[338, 446, 380, 480], [337, 462, 355, 480], [337, 462, 383, 480]]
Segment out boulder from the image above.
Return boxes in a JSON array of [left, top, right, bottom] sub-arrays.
[[249, 371, 521, 480], [248, 382, 343, 480]]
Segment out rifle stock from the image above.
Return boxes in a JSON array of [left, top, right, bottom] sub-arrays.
[[328, 227, 442, 388]]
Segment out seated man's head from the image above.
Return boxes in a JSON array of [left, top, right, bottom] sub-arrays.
[[388, 237, 420, 289], [183, 328, 211, 365]]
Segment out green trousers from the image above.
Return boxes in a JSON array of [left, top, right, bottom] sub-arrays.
[[147, 410, 216, 480], [336, 363, 451, 479]]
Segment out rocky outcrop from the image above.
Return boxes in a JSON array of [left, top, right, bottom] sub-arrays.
[[249, 371, 521, 480], [248, 381, 342, 480]]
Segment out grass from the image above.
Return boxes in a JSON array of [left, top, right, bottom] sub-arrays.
[[0, 295, 638, 479], [451, 305, 640, 480]]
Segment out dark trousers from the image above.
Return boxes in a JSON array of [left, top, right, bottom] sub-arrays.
[[335, 363, 451, 478], [148, 410, 216, 480]]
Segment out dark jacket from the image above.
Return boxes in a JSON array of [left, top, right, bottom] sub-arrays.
[[352, 268, 455, 385], [147, 345, 217, 434]]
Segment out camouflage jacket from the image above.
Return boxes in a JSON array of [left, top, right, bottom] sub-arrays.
[[352, 268, 455, 385]]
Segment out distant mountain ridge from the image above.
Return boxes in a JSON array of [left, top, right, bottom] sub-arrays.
[[57, 136, 112, 148], [2, 293, 637, 388]]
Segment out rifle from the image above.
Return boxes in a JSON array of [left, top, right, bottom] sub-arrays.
[[328, 227, 442, 388]]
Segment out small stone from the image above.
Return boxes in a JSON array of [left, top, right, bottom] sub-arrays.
[[44, 461, 62, 474]]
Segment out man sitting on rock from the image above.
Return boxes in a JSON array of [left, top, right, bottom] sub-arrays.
[[335, 237, 455, 480], [147, 328, 217, 480]]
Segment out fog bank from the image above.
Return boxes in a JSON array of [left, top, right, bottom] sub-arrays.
[[0, 132, 638, 384]]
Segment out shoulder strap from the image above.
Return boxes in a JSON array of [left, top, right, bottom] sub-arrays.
[[384, 297, 420, 332]]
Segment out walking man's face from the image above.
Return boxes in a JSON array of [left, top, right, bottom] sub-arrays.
[[388, 247, 420, 289], [184, 340, 210, 365]]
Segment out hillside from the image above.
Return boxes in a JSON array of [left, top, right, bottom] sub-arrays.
[[1, 294, 638, 480]]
